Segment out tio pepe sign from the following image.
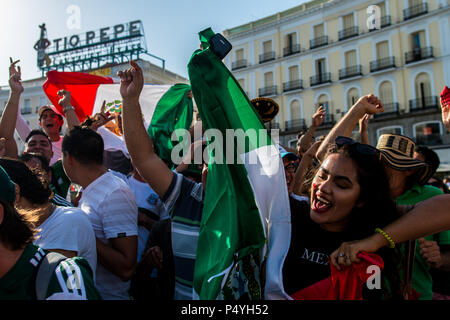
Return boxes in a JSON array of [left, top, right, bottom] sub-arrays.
[[51, 20, 142, 52]]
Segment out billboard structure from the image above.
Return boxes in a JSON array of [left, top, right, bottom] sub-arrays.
[[34, 20, 160, 74]]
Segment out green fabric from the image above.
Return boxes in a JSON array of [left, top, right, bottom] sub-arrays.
[[0, 244, 101, 300], [188, 28, 268, 300], [51, 160, 71, 198], [0, 165, 16, 203], [147, 84, 193, 168], [396, 184, 444, 300]]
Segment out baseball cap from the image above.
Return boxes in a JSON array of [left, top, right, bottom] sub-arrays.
[[38, 105, 63, 120]]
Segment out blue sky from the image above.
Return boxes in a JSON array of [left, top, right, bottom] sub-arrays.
[[0, 0, 308, 86]]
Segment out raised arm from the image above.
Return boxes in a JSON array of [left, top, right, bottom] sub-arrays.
[[292, 140, 321, 196], [359, 114, 370, 145], [316, 95, 384, 162], [298, 106, 325, 155], [330, 194, 450, 268], [0, 58, 23, 158], [119, 61, 173, 198], [57, 90, 80, 130]]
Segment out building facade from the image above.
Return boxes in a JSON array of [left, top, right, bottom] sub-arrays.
[[0, 59, 188, 152], [223, 0, 450, 172]]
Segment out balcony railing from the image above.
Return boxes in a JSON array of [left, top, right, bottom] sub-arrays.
[[374, 103, 400, 119], [232, 59, 247, 70], [285, 119, 307, 132], [409, 96, 438, 112], [322, 114, 335, 126], [21, 108, 32, 115], [369, 15, 392, 32], [339, 65, 362, 80], [310, 73, 332, 87], [339, 26, 359, 41], [404, 3, 428, 20], [370, 56, 395, 72], [283, 79, 303, 92], [259, 52, 276, 64], [405, 47, 434, 64], [265, 122, 280, 130], [310, 36, 328, 49], [258, 85, 277, 97], [283, 44, 301, 57]]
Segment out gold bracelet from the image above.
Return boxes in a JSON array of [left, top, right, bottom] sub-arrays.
[[375, 228, 395, 249]]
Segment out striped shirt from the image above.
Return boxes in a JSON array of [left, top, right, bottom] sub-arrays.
[[163, 171, 203, 300], [51, 193, 73, 207]]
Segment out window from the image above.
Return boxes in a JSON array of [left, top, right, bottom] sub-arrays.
[[345, 50, 357, 67], [376, 41, 389, 59], [314, 24, 324, 38], [411, 30, 425, 50], [235, 48, 244, 61], [414, 73, 432, 100], [347, 88, 359, 110], [288, 139, 298, 149], [286, 33, 297, 48], [379, 81, 394, 104], [317, 94, 331, 123], [378, 1, 387, 16], [342, 13, 354, 29], [377, 126, 403, 140], [409, 0, 422, 7], [263, 40, 272, 54], [22, 99, 31, 114], [264, 72, 274, 87], [414, 121, 442, 145], [288, 65, 299, 81], [290, 100, 301, 120], [316, 58, 327, 75], [237, 78, 245, 89]]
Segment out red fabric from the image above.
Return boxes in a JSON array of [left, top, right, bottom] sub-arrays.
[[42, 71, 114, 122], [291, 252, 384, 300], [441, 86, 450, 108]]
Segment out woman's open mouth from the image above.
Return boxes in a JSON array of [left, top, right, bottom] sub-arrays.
[[312, 193, 333, 213]]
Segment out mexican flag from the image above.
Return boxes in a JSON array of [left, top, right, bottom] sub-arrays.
[[188, 28, 291, 300], [42, 69, 193, 165]]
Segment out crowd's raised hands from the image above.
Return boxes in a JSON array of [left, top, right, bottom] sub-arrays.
[[9, 58, 24, 95], [118, 60, 144, 102]]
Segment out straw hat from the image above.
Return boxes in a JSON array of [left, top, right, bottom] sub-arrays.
[[251, 97, 279, 123], [376, 134, 433, 185]]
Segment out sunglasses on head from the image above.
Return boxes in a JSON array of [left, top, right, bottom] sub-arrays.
[[335, 136, 380, 156]]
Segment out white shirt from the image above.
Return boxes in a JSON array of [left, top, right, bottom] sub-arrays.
[[113, 171, 169, 262], [34, 206, 97, 274], [78, 171, 138, 300]]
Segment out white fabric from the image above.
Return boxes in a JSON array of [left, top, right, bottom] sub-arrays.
[[112, 171, 169, 262], [34, 206, 97, 275], [79, 171, 138, 300], [241, 144, 292, 300], [51, 138, 63, 165], [97, 126, 129, 158]]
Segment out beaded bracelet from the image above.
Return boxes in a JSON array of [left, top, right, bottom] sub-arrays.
[[375, 228, 395, 249]]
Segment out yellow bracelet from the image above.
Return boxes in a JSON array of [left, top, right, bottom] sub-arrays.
[[375, 228, 395, 249]]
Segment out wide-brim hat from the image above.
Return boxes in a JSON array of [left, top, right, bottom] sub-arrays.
[[251, 97, 279, 123], [38, 105, 64, 120], [376, 134, 433, 185]]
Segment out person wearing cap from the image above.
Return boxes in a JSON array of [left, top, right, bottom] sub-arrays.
[[0, 165, 101, 300], [281, 151, 299, 195], [316, 94, 447, 299]]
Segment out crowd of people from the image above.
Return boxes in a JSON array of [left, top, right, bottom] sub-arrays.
[[1, 56, 450, 301]]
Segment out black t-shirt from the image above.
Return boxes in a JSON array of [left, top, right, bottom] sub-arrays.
[[282, 196, 354, 296]]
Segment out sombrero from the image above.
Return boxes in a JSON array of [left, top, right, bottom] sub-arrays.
[[251, 97, 279, 123], [376, 134, 433, 185]]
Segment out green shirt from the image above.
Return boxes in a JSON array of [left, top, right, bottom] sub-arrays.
[[51, 160, 71, 199], [0, 244, 101, 300], [396, 184, 450, 300]]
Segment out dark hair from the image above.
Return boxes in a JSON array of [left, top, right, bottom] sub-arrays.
[[62, 126, 104, 165], [0, 158, 52, 205], [0, 200, 36, 250], [19, 153, 50, 173], [321, 144, 403, 299], [415, 145, 440, 175], [25, 129, 52, 145]]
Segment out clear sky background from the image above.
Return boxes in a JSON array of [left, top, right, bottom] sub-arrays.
[[0, 0, 309, 86]]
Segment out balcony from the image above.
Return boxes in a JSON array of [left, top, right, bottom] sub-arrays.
[[339, 65, 362, 80], [283, 44, 301, 57], [339, 26, 359, 41], [369, 15, 392, 32], [232, 59, 247, 70], [283, 79, 303, 92], [322, 114, 336, 127], [374, 103, 400, 119], [310, 73, 332, 87], [405, 47, 434, 64], [404, 3, 428, 20], [21, 108, 32, 115], [370, 57, 395, 73], [409, 96, 438, 112], [285, 119, 307, 132], [310, 36, 328, 50], [258, 85, 277, 97], [259, 52, 276, 64], [265, 122, 280, 130]]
